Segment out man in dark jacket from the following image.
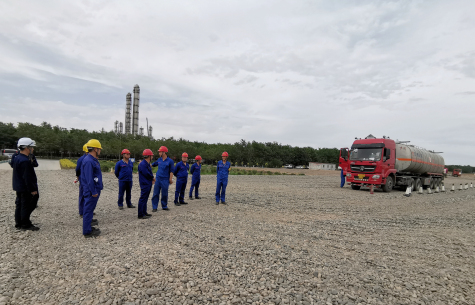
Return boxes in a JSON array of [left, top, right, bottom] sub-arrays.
[[12, 137, 39, 231]]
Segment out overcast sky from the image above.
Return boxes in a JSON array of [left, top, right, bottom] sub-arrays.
[[1, 0, 474, 165]]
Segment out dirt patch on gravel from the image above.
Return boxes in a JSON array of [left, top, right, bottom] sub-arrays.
[[0, 170, 473, 305]]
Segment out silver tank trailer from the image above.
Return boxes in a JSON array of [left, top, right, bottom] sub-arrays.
[[395, 144, 444, 175]]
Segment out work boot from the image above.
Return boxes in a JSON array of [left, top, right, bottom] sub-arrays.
[[180, 201, 188, 205], [15, 224, 21, 230], [91, 219, 99, 226], [215, 202, 219, 205], [145, 213, 152, 217], [174, 202, 181, 206], [119, 206, 124, 210], [152, 209, 157, 212], [22, 225, 40, 231], [127, 205, 136, 208], [221, 201, 227, 205], [196, 196, 201, 199], [189, 197, 194, 200], [79, 214, 83, 218], [84, 229, 101, 238], [138, 215, 151, 219], [163, 208, 170, 211]]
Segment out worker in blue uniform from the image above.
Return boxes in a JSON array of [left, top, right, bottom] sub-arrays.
[[151, 146, 174, 212], [75, 143, 89, 217], [215, 152, 231, 205], [80, 139, 103, 238], [12, 137, 39, 231], [173, 152, 190, 205], [114, 149, 135, 210], [138, 149, 155, 219], [189, 155, 202, 200]]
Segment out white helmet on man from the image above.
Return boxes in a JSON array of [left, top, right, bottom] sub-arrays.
[[17, 137, 36, 148]]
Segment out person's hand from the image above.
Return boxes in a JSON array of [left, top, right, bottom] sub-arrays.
[[31, 191, 38, 195], [152, 178, 156, 183], [92, 194, 98, 197], [169, 179, 173, 184]]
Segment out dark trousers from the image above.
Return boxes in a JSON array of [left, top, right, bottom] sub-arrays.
[[189, 179, 200, 198], [83, 192, 100, 235], [118, 180, 133, 207], [340, 169, 346, 188], [174, 178, 187, 203], [138, 186, 152, 217], [15, 191, 38, 228]]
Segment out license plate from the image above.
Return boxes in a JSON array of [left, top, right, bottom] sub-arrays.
[[358, 174, 365, 179]]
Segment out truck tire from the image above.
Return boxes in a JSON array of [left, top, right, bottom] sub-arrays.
[[430, 178, 435, 189], [434, 178, 441, 188], [414, 178, 422, 191], [351, 184, 361, 190], [382, 176, 394, 192]]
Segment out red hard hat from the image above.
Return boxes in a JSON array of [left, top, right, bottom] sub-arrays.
[[195, 155, 202, 160], [222, 152, 229, 157], [143, 149, 154, 156], [121, 149, 131, 155], [182, 152, 188, 157], [158, 146, 168, 152]]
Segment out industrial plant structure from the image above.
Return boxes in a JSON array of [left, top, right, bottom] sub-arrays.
[[113, 84, 153, 138]]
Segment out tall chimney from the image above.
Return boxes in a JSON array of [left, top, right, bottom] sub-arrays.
[[119, 122, 123, 134], [114, 120, 118, 133], [148, 126, 153, 138], [132, 84, 140, 136], [125, 93, 132, 135]]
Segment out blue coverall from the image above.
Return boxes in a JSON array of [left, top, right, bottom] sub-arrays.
[[138, 159, 154, 217], [173, 161, 189, 204], [80, 154, 103, 235], [189, 163, 201, 198], [340, 169, 346, 188], [115, 159, 134, 207], [151, 157, 174, 210], [215, 160, 231, 203], [76, 153, 87, 215]]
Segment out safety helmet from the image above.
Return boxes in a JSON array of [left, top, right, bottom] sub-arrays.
[[143, 149, 154, 156], [195, 155, 202, 161], [17, 137, 36, 148], [158, 146, 168, 152], [182, 152, 188, 158], [121, 149, 131, 155], [83, 144, 88, 152], [87, 139, 102, 149], [222, 152, 229, 157]]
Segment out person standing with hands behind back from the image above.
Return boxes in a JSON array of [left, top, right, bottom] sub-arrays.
[[114, 149, 135, 210], [189, 155, 202, 200], [173, 152, 190, 206], [12, 137, 39, 231], [215, 152, 231, 205], [137, 149, 155, 219]]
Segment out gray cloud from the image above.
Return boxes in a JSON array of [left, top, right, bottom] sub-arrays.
[[0, 0, 475, 164]]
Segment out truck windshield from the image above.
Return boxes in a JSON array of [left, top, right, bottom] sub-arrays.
[[350, 148, 382, 161]]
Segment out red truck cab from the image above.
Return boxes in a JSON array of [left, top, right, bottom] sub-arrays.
[[345, 137, 397, 192]]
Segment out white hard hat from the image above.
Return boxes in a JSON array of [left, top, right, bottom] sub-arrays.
[[17, 137, 36, 148]]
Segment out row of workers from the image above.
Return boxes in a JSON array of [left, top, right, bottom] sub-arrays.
[[75, 140, 231, 238]]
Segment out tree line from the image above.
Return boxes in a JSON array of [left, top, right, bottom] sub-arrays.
[[0, 121, 340, 167]]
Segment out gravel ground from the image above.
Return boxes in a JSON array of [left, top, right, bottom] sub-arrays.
[[0, 170, 474, 305]]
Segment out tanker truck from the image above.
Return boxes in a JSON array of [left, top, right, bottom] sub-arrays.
[[340, 135, 444, 192]]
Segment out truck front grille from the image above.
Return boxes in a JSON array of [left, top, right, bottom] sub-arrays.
[[350, 165, 376, 172]]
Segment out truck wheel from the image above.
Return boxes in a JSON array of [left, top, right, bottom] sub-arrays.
[[414, 179, 422, 191], [430, 179, 435, 189], [382, 176, 394, 192], [351, 184, 361, 190]]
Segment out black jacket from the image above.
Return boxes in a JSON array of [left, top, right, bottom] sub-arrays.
[[12, 153, 38, 192]]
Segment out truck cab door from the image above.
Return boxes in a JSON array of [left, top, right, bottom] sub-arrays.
[[339, 148, 349, 173]]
